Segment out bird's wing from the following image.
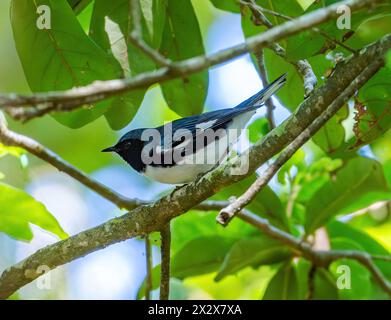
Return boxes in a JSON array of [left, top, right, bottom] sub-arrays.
[[158, 73, 287, 152], [160, 107, 242, 152]]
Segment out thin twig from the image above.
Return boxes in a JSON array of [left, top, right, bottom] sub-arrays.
[[128, 0, 171, 67], [144, 234, 153, 300], [0, 0, 377, 121], [217, 60, 383, 225], [160, 223, 171, 300], [372, 255, 391, 262], [241, 0, 357, 54]]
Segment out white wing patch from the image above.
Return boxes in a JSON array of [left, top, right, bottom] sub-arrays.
[[196, 119, 218, 131]]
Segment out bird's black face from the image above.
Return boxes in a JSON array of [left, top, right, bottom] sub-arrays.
[[102, 138, 146, 172]]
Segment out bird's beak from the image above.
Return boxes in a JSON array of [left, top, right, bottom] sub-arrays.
[[101, 146, 117, 153]]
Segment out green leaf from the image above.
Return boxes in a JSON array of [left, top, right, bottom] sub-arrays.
[[160, 0, 208, 116], [329, 237, 372, 299], [387, 50, 391, 70], [351, 68, 391, 148], [345, 13, 391, 49], [277, 148, 306, 185], [248, 118, 270, 144], [215, 235, 292, 281], [11, 0, 124, 128], [0, 183, 67, 241], [263, 48, 303, 111], [210, 0, 240, 13], [313, 105, 349, 154], [0, 143, 25, 158], [211, 175, 289, 231], [295, 259, 339, 299], [285, 30, 324, 61], [312, 268, 339, 300], [171, 210, 254, 254], [67, 0, 93, 14], [296, 0, 316, 10], [262, 262, 299, 300], [90, 0, 167, 129], [171, 236, 236, 279], [305, 157, 390, 234], [327, 220, 391, 279]]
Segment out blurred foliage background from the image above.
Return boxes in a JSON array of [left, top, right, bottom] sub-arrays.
[[0, 0, 390, 299]]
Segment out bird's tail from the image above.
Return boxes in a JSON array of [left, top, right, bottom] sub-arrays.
[[235, 73, 287, 110]]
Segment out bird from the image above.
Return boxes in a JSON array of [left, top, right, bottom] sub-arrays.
[[102, 74, 286, 184]]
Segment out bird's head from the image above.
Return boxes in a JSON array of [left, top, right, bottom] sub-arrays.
[[101, 128, 145, 156]]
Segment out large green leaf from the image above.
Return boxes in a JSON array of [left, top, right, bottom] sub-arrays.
[[305, 157, 390, 234], [171, 210, 254, 254], [215, 236, 292, 281], [295, 259, 339, 299], [312, 268, 339, 300], [285, 30, 324, 61], [329, 238, 372, 299], [0, 183, 67, 241], [90, 0, 167, 129], [296, 0, 316, 10], [327, 220, 391, 280], [345, 13, 391, 50], [171, 236, 236, 279], [11, 0, 124, 128], [313, 106, 349, 154], [210, 0, 240, 13], [262, 262, 299, 300], [159, 0, 208, 116], [67, 0, 92, 14], [350, 68, 391, 148]]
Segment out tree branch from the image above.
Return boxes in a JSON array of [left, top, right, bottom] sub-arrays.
[[0, 0, 379, 121], [0, 33, 390, 299], [217, 60, 382, 225], [0, 114, 144, 211], [236, 211, 391, 296], [159, 223, 171, 300]]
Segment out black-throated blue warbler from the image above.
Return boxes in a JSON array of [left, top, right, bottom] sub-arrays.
[[102, 74, 286, 184]]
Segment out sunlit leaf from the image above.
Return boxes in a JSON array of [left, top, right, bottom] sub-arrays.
[[296, 0, 316, 11], [313, 105, 349, 154], [11, 0, 124, 128], [0, 183, 67, 241], [90, 0, 167, 129], [160, 0, 208, 116], [210, 0, 240, 13], [215, 235, 292, 281], [171, 236, 236, 279], [329, 237, 372, 299], [327, 220, 391, 280], [350, 68, 391, 148], [262, 262, 299, 300], [305, 157, 390, 234]]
